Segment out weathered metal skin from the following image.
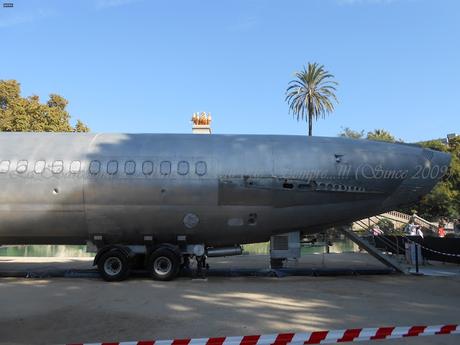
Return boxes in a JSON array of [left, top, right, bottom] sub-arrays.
[[0, 133, 451, 247]]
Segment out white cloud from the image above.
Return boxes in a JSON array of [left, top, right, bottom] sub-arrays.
[[0, 8, 54, 28]]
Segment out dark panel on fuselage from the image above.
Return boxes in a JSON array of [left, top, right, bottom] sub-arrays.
[[218, 176, 274, 206]]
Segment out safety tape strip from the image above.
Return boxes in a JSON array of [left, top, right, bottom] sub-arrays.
[[66, 324, 459, 345]]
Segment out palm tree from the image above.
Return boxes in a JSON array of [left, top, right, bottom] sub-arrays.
[[285, 63, 338, 136]]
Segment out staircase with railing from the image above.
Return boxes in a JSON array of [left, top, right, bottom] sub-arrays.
[[340, 225, 407, 273], [342, 210, 438, 274]]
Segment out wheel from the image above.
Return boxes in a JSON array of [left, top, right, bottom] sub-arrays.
[[147, 247, 180, 281], [97, 249, 130, 282]]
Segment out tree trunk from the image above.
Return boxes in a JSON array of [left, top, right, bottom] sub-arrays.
[[307, 100, 313, 136]]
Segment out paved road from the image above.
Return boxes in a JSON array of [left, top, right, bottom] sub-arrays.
[[0, 253, 389, 277]]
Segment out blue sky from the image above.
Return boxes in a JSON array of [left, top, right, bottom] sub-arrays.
[[1, 0, 459, 142]]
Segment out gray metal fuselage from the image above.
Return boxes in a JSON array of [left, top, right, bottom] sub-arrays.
[[0, 133, 450, 247]]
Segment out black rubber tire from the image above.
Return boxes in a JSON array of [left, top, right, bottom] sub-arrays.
[[147, 247, 181, 281], [97, 249, 130, 282]]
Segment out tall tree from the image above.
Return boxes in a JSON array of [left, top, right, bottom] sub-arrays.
[[286, 63, 338, 136], [0, 80, 89, 132]]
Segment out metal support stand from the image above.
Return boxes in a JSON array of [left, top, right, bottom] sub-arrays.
[[195, 256, 208, 279]]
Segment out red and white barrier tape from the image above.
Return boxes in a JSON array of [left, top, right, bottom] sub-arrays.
[[68, 324, 459, 345]]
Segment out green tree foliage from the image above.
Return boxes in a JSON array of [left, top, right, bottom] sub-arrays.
[[366, 129, 396, 142], [339, 127, 397, 142], [0, 80, 89, 132], [339, 127, 364, 139], [420, 139, 449, 152], [339, 127, 402, 143], [286, 63, 338, 136], [376, 218, 396, 233], [74, 120, 90, 132]]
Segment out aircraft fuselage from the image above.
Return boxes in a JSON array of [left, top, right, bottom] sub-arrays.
[[0, 133, 450, 247]]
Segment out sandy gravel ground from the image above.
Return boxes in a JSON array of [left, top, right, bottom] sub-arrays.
[[0, 274, 459, 345]]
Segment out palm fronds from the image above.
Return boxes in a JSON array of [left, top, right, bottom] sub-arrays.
[[285, 63, 338, 136]]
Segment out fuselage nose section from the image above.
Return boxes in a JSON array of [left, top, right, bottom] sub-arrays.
[[383, 147, 451, 209], [413, 148, 451, 194]]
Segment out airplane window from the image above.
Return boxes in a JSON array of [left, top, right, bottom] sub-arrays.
[[160, 161, 171, 175], [34, 160, 46, 174], [125, 160, 136, 175], [0, 160, 10, 173], [52, 160, 63, 174], [195, 161, 207, 176], [107, 160, 118, 175], [16, 160, 28, 174], [89, 160, 101, 175], [142, 161, 153, 175], [177, 161, 189, 175], [70, 161, 81, 174]]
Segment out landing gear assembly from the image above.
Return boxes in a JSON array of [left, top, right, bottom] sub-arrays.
[[92, 243, 242, 282], [195, 255, 209, 279]]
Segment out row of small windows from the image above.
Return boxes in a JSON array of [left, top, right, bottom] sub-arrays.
[[89, 160, 206, 176], [0, 160, 74, 174], [0, 160, 207, 176]]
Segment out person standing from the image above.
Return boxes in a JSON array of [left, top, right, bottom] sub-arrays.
[[438, 226, 446, 238], [416, 225, 424, 238]]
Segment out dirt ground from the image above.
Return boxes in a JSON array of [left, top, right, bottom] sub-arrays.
[[0, 273, 459, 345]]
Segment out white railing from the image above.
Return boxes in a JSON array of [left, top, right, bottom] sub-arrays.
[[382, 210, 411, 222], [354, 211, 438, 231]]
